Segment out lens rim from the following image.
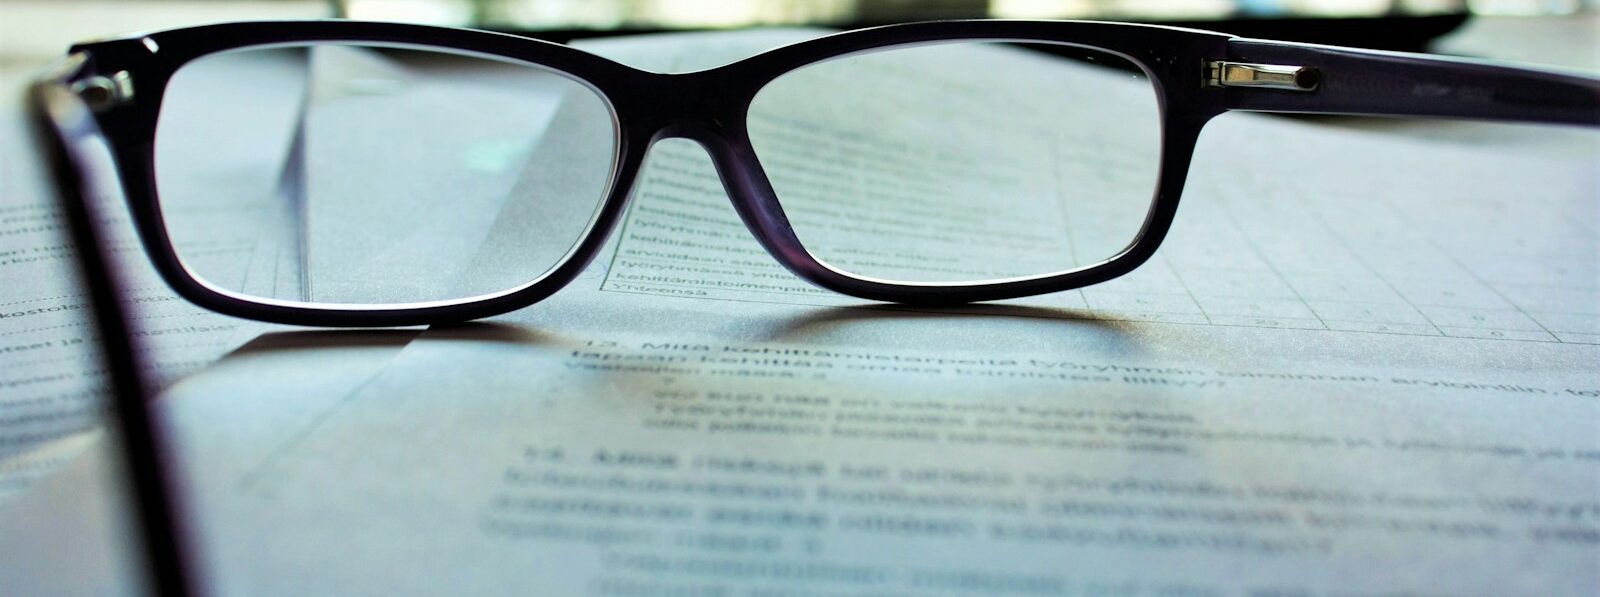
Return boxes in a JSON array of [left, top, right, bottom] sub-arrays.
[[710, 21, 1217, 307], [152, 41, 624, 309], [81, 21, 657, 326], [744, 38, 1164, 286]]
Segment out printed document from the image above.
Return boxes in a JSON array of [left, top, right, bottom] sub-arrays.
[[2, 29, 1597, 596], [0, 84, 266, 498]]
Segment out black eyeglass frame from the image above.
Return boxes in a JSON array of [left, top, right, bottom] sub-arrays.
[[40, 19, 1600, 328]]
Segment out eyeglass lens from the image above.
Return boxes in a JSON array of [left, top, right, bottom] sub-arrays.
[[748, 41, 1161, 285], [154, 44, 619, 307]]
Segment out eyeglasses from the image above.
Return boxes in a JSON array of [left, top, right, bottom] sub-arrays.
[[33, 20, 1600, 327]]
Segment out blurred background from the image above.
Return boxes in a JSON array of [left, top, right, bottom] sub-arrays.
[[1, 0, 1596, 62], [329, 0, 1591, 28]]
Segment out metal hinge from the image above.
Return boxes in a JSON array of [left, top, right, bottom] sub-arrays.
[[1205, 61, 1320, 91], [70, 71, 134, 112]]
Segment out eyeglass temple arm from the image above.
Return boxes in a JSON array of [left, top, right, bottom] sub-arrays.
[[1219, 39, 1600, 127], [28, 55, 198, 597]]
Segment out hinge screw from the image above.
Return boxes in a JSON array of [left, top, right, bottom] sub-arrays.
[[69, 71, 134, 112]]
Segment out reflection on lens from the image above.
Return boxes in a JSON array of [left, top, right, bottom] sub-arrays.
[[155, 44, 617, 306], [748, 41, 1161, 285]]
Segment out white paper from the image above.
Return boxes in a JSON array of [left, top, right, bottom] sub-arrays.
[[162, 31, 1598, 596], [0, 331, 416, 594], [3, 28, 1597, 596], [0, 71, 269, 500]]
